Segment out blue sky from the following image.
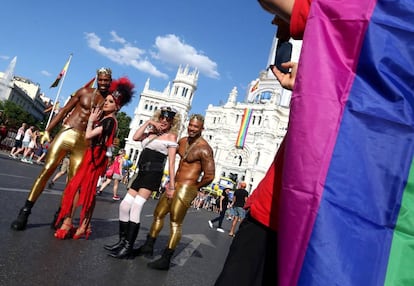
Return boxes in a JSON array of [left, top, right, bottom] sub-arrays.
[[0, 0, 277, 118]]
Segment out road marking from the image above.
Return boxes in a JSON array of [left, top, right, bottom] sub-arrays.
[[172, 234, 215, 266]]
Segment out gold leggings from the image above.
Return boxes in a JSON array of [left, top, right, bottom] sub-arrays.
[[149, 183, 198, 250], [27, 126, 87, 202]]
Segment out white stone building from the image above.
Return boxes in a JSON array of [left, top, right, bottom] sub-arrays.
[[125, 33, 301, 194], [204, 37, 301, 193], [124, 65, 198, 164]]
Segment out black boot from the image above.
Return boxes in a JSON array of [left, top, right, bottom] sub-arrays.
[[11, 201, 34, 231], [133, 234, 156, 257], [104, 221, 129, 251], [147, 248, 175, 270], [109, 222, 140, 259]]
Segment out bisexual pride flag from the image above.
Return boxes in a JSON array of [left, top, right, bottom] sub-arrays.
[[278, 0, 414, 285]]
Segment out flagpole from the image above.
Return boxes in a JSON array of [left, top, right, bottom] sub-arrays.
[[46, 53, 73, 129]]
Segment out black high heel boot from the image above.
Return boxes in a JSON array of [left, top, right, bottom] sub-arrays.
[[11, 200, 34, 231], [109, 222, 140, 259], [147, 248, 175, 270], [104, 221, 129, 251], [133, 234, 156, 257]]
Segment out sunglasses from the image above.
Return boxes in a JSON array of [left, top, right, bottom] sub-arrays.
[[160, 115, 174, 122]]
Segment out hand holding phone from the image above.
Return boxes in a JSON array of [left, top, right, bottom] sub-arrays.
[[275, 40, 293, 74]]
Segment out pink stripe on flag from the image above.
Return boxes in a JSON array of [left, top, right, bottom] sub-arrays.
[[278, 0, 377, 285]]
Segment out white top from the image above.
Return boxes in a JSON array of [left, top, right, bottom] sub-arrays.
[[142, 137, 178, 155], [15, 127, 25, 140], [22, 129, 32, 143]]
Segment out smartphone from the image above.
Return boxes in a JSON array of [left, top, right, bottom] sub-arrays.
[[274, 40, 293, 74]]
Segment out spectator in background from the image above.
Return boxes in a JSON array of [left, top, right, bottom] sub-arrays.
[[0, 110, 8, 144], [48, 155, 70, 188], [9, 123, 27, 158], [13, 125, 34, 160], [208, 188, 231, 233], [98, 149, 126, 200], [228, 182, 249, 237], [35, 139, 51, 164], [21, 129, 39, 164]]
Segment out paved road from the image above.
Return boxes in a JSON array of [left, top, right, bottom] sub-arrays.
[[0, 152, 234, 286]]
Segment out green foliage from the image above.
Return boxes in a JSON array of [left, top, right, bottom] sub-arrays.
[[115, 111, 132, 149], [0, 100, 39, 130]]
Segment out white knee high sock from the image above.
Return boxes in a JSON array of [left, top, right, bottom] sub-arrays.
[[119, 193, 135, 222], [129, 195, 147, 224]]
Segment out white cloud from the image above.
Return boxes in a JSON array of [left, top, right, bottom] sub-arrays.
[[152, 34, 220, 79], [41, 70, 52, 77], [0, 55, 10, 61], [85, 31, 168, 79], [84, 31, 219, 80]]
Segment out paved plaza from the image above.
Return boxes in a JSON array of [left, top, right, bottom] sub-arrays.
[[0, 152, 234, 286]]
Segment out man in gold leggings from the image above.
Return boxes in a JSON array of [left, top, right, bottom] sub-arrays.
[[11, 68, 113, 231], [135, 114, 215, 270]]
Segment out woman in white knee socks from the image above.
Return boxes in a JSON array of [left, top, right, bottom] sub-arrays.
[[106, 107, 180, 259]]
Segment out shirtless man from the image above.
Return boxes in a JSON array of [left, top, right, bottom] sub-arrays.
[[135, 114, 215, 270], [11, 67, 113, 231]]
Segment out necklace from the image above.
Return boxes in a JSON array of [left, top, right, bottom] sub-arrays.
[[183, 136, 202, 160]]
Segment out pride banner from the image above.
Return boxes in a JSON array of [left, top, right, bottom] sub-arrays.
[[235, 108, 252, 148], [278, 0, 414, 285]]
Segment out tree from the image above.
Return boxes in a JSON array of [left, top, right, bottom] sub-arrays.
[[0, 100, 38, 130], [115, 111, 132, 150]]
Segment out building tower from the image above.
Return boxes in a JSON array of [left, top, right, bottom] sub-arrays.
[[124, 65, 199, 166], [202, 32, 302, 193]]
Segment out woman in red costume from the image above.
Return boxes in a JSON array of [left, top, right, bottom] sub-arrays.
[[54, 77, 134, 240]]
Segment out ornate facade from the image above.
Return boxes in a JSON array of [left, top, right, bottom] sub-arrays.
[[124, 65, 198, 164], [125, 34, 301, 194]]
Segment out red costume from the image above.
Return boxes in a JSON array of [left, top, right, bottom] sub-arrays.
[[55, 117, 117, 227]]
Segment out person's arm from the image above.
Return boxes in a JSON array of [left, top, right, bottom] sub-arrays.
[[132, 119, 161, 141], [47, 89, 85, 132], [196, 145, 215, 189], [85, 107, 103, 139], [257, 0, 295, 23], [41, 88, 84, 144], [219, 195, 224, 211], [165, 134, 178, 198]]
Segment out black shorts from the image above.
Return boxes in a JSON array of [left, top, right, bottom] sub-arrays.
[[14, 139, 22, 148], [215, 212, 277, 286], [129, 170, 163, 192]]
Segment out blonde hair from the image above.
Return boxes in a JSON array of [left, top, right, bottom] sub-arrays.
[[152, 109, 181, 135]]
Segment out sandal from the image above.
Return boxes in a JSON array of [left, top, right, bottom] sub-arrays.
[[73, 228, 92, 240], [73, 220, 92, 240], [54, 222, 74, 240]]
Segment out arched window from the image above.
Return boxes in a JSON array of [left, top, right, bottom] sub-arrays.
[[255, 152, 260, 165]]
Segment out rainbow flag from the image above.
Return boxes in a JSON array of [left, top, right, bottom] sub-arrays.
[[235, 108, 252, 148], [50, 55, 72, 88], [278, 0, 414, 285]]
